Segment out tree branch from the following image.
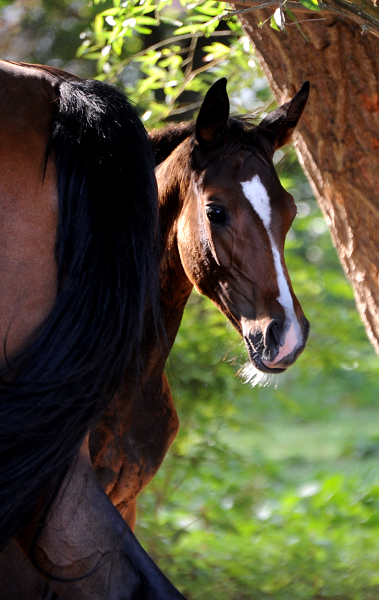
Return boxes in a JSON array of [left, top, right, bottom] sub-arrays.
[[231, 0, 379, 37]]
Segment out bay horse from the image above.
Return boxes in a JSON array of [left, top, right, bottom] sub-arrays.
[[89, 77, 311, 530], [0, 62, 309, 598], [0, 59, 186, 599]]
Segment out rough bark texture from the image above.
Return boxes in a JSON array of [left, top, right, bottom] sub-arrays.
[[239, 10, 379, 354]]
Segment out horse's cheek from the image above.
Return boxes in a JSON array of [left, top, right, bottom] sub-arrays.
[[176, 211, 200, 284]]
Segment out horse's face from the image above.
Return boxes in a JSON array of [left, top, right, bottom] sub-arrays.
[[177, 79, 310, 374]]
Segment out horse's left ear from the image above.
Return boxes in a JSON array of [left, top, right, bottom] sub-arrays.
[[259, 82, 310, 152], [195, 78, 230, 146]]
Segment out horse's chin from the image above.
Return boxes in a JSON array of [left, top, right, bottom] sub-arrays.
[[238, 362, 277, 388], [244, 336, 287, 376], [252, 355, 287, 374], [239, 339, 286, 388]]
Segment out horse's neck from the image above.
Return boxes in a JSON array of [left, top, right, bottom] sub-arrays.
[[155, 135, 194, 353]]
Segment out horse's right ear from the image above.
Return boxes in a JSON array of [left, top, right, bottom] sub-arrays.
[[195, 78, 230, 146]]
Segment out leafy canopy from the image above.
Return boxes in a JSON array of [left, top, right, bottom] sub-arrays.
[[77, 0, 274, 125]]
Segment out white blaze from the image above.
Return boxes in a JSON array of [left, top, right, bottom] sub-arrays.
[[241, 174, 301, 366]]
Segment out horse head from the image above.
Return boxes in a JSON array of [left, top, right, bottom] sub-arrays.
[[176, 79, 310, 375]]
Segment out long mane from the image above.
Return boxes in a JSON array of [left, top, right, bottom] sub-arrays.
[[0, 78, 160, 549]]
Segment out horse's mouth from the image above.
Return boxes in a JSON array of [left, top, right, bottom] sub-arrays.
[[244, 336, 287, 374]]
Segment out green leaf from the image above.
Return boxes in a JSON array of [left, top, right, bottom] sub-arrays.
[[136, 16, 159, 25], [285, 6, 297, 21], [195, 2, 225, 16], [202, 42, 230, 59], [94, 13, 104, 35], [160, 16, 183, 26], [285, 6, 310, 41], [134, 25, 153, 34], [174, 24, 199, 34], [100, 7, 124, 16], [298, 0, 321, 10], [158, 55, 183, 68], [188, 14, 214, 23]]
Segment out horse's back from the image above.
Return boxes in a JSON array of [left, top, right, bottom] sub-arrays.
[[0, 60, 66, 363]]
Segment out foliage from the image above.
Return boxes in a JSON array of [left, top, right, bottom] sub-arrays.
[[77, 0, 268, 125], [139, 462, 379, 600], [77, 0, 323, 122]]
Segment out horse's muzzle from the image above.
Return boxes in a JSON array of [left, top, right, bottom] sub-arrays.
[[243, 315, 309, 373]]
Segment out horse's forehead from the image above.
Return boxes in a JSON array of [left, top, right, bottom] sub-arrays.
[[200, 145, 273, 190], [241, 174, 272, 227]]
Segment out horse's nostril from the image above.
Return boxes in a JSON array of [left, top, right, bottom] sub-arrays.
[[266, 319, 282, 350]]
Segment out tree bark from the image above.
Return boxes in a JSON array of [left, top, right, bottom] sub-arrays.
[[238, 8, 379, 355]]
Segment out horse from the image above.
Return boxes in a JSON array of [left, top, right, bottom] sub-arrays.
[[0, 59, 186, 600], [0, 62, 310, 598], [89, 77, 311, 530]]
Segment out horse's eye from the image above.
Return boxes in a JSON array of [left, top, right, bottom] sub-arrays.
[[206, 206, 227, 226]]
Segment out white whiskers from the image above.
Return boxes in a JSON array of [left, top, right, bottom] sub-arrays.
[[238, 363, 274, 388]]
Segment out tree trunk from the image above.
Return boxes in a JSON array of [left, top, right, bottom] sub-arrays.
[[238, 7, 379, 354]]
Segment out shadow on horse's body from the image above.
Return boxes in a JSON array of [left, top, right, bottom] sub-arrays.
[[0, 60, 309, 598]]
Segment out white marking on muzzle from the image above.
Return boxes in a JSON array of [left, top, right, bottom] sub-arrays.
[[241, 174, 301, 367]]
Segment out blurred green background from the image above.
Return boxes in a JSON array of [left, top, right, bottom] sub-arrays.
[[3, 1, 379, 598], [137, 152, 379, 600]]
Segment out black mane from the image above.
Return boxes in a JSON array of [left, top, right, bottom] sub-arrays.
[[0, 78, 161, 549]]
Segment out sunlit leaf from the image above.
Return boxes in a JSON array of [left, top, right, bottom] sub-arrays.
[[298, 0, 321, 10]]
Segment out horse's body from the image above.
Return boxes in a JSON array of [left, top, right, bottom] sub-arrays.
[[0, 59, 185, 599], [0, 61, 309, 599]]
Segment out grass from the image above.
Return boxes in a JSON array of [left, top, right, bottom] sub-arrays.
[[225, 406, 379, 462], [137, 405, 379, 600]]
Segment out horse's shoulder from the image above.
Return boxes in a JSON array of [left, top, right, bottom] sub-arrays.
[[0, 60, 60, 364]]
